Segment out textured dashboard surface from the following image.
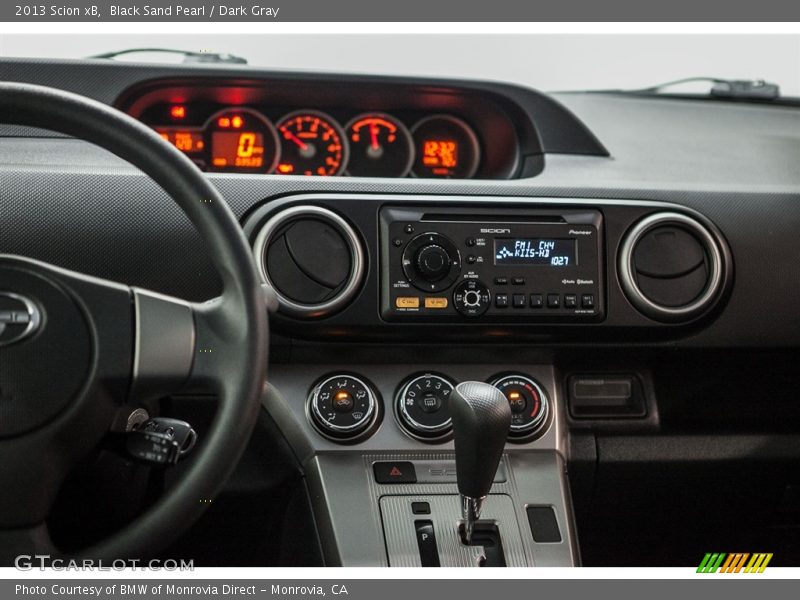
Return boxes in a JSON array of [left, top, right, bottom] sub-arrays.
[[1, 59, 799, 349]]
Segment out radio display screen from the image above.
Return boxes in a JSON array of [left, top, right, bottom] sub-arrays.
[[494, 238, 577, 266]]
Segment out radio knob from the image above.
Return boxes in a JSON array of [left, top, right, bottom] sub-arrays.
[[402, 233, 462, 292], [453, 280, 491, 317], [415, 244, 452, 282]]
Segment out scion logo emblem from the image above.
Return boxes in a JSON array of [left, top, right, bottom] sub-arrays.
[[0, 292, 42, 346]]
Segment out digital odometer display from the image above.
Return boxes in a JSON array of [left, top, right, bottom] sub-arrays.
[[205, 108, 280, 174], [494, 238, 577, 266]]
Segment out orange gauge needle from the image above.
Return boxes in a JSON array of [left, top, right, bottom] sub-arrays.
[[370, 122, 380, 150], [284, 130, 309, 150]]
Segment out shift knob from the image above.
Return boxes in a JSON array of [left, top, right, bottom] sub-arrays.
[[450, 381, 512, 500]]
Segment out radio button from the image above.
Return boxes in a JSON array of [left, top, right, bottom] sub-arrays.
[[396, 297, 420, 309], [495, 293, 509, 308], [530, 294, 544, 308], [581, 294, 595, 309], [513, 294, 526, 308], [547, 294, 561, 309], [494, 277, 508, 285], [466, 255, 477, 265], [512, 277, 525, 285], [453, 280, 490, 317], [424, 297, 448, 309], [564, 294, 578, 309]]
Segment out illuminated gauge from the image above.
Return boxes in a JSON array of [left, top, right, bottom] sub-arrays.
[[395, 373, 455, 442], [307, 374, 382, 443], [411, 115, 480, 179], [344, 113, 414, 177], [489, 374, 550, 442], [204, 108, 280, 174], [275, 110, 348, 176], [155, 128, 205, 154]]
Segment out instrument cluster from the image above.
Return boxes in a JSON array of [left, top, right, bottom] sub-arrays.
[[145, 103, 481, 179]]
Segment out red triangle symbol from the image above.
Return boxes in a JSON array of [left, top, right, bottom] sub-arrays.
[[389, 467, 402, 476]]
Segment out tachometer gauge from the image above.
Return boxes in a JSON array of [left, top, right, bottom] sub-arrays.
[[344, 113, 414, 177], [275, 110, 348, 176], [205, 108, 280, 174], [411, 115, 480, 178]]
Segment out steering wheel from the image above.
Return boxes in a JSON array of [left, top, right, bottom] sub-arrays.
[[0, 82, 269, 562]]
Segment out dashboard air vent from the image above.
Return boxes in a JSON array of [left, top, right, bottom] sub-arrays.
[[252, 206, 365, 318], [618, 212, 725, 322]]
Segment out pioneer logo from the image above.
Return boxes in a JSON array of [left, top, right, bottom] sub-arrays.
[[480, 228, 511, 234]]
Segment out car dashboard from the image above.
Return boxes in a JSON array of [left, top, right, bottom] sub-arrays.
[[2, 57, 800, 567]]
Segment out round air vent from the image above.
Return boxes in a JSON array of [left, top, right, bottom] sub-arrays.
[[252, 206, 365, 318], [618, 212, 725, 322]]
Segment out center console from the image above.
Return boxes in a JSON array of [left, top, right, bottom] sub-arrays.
[[265, 363, 577, 567], [245, 192, 733, 567]]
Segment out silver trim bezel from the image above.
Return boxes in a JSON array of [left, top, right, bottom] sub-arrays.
[[394, 373, 455, 441], [489, 373, 550, 436], [618, 211, 724, 322], [252, 205, 366, 319], [306, 374, 378, 439]]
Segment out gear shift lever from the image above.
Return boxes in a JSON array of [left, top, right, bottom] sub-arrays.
[[450, 381, 512, 544]]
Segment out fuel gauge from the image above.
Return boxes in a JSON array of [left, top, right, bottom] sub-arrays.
[[345, 113, 414, 178]]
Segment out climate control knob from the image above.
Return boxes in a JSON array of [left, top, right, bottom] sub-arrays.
[[453, 279, 491, 317], [307, 374, 382, 443], [489, 374, 550, 441], [402, 233, 462, 292], [395, 373, 455, 442]]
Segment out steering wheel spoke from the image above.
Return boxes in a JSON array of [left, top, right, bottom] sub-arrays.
[[0, 82, 269, 562]]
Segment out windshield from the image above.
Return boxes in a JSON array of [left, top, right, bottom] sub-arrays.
[[2, 33, 799, 96]]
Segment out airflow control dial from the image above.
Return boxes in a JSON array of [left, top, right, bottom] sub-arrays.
[[307, 374, 381, 443]]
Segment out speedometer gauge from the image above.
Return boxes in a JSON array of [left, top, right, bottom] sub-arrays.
[[205, 108, 280, 174], [275, 110, 348, 176], [345, 113, 414, 177]]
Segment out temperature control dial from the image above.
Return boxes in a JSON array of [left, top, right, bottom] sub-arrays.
[[395, 373, 455, 442], [489, 374, 550, 441], [453, 279, 491, 317], [402, 233, 462, 292], [307, 374, 381, 442]]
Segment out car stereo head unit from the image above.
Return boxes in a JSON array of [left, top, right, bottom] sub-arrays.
[[380, 206, 604, 321]]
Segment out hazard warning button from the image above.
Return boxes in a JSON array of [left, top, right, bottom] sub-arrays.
[[373, 461, 417, 484]]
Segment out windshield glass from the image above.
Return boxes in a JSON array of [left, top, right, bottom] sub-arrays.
[[2, 33, 799, 96]]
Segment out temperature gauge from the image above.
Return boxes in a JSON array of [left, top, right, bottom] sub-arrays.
[[307, 374, 381, 442], [345, 113, 414, 178], [275, 110, 348, 176]]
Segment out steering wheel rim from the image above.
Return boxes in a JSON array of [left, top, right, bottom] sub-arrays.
[[0, 82, 269, 559]]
